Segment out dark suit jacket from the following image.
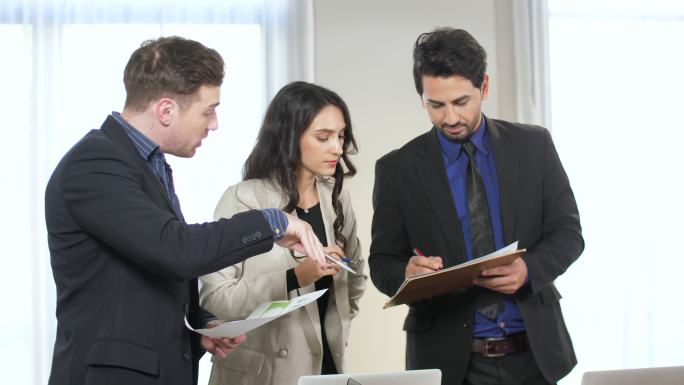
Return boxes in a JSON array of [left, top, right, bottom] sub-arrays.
[[369, 118, 584, 385], [45, 116, 275, 385]]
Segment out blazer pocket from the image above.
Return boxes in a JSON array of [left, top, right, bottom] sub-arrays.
[[85, 339, 159, 375], [212, 346, 265, 375], [403, 308, 431, 333], [540, 284, 562, 305]]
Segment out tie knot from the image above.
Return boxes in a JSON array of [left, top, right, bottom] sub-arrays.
[[462, 141, 476, 158]]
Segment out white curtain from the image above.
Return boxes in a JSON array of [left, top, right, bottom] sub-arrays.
[[0, 1, 312, 384], [510, 0, 552, 128], [263, 0, 315, 100], [493, 0, 552, 128]]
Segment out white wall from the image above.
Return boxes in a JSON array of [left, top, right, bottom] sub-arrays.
[[313, 0, 514, 373]]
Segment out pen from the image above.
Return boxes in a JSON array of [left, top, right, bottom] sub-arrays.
[[329, 253, 352, 263], [294, 250, 352, 264], [412, 247, 442, 270], [324, 252, 357, 275]]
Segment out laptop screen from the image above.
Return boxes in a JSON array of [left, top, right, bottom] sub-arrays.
[[582, 366, 684, 385], [298, 369, 441, 385]]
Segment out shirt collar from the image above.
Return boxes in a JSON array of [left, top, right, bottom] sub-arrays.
[[111, 111, 161, 161], [436, 114, 489, 163]]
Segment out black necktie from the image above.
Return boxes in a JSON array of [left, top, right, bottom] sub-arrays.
[[462, 141, 502, 320]]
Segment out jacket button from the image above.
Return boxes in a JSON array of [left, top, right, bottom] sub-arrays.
[[277, 349, 288, 358], [462, 321, 471, 328], [183, 351, 191, 361]]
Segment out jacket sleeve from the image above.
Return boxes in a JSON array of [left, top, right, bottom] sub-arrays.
[[199, 185, 291, 321], [340, 189, 367, 319], [368, 158, 412, 298], [60, 139, 274, 281], [522, 128, 584, 294]]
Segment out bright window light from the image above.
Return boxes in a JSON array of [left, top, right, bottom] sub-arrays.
[[0, 18, 264, 385], [549, 1, 684, 383]]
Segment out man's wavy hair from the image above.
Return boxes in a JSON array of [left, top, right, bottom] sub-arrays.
[[413, 27, 487, 95], [123, 36, 224, 111]]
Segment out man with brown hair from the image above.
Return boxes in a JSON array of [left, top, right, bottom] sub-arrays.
[[45, 36, 326, 385]]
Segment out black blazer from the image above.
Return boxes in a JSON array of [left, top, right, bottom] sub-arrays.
[[45, 116, 275, 385], [369, 117, 584, 385]]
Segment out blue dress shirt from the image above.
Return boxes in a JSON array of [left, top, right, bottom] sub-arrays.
[[435, 116, 525, 337]]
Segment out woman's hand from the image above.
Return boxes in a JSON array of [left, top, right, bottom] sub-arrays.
[[294, 245, 342, 287]]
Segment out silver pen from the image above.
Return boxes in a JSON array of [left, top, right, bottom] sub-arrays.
[[324, 252, 357, 275]]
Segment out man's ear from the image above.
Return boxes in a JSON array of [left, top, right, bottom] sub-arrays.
[[155, 98, 177, 126], [480, 74, 490, 101]]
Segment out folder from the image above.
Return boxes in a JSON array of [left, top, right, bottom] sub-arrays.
[[383, 242, 526, 309]]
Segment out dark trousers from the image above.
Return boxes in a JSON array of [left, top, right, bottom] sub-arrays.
[[463, 350, 554, 385]]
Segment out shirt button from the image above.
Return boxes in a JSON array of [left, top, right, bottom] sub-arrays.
[[277, 349, 288, 358], [183, 351, 191, 361], [499, 322, 506, 328]]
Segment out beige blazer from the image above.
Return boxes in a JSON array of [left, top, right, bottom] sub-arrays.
[[199, 177, 367, 385]]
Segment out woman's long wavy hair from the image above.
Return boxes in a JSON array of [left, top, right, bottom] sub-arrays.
[[243, 81, 357, 251]]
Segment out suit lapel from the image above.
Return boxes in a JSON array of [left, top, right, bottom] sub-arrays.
[[316, 177, 336, 248], [100, 116, 178, 217], [487, 118, 519, 244], [414, 130, 466, 266]]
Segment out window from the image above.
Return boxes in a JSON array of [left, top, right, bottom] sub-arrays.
[[0, 1, 311, 383], [548, 1, 684, 383]]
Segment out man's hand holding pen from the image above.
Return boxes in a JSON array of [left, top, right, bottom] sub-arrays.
[[405, 248, 443, 279]]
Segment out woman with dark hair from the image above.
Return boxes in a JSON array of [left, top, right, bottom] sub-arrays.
[[200, 81, 367, 385]]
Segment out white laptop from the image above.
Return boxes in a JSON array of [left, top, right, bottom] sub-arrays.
[[298, 369, 441, 385], [581, 366, 684, 385]]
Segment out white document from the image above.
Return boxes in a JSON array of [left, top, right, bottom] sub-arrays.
[[482, 241, 518, 259], [185, 289, 327, 339]]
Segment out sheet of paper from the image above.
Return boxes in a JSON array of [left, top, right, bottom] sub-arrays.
[[185, 289, 327, 339], [482, 241, 518, 259]]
